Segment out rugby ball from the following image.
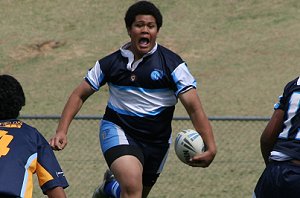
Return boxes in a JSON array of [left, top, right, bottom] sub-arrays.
[[174, 129, 205, 164]]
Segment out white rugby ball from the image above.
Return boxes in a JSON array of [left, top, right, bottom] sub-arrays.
[[174, 129, 205, 164]]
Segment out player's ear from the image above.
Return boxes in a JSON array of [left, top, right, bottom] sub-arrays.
[[126, 27, 132, 37]]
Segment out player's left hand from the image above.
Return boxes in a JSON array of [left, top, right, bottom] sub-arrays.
[[187, 150, 216, 167]]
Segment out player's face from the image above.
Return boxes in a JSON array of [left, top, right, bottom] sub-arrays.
[[128, 15, 159, 60]]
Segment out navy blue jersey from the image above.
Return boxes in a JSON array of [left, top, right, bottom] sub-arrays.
[[0, 120, 68, 197], [85, 43, 196, 143], [272, 76, 300, 160]]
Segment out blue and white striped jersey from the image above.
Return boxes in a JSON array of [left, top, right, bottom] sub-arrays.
[[85, 43, 196, 143], [0, 120, 68, 198], [272, 76, 300, 160]]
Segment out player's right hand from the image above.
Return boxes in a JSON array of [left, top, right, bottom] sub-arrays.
[[49, 132, 68, 151]]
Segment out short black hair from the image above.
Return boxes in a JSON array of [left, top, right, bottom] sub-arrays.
[[124, 1, 163, 31], [0, 75, 25, 120]]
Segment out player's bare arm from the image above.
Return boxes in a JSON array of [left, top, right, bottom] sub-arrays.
[[46, 186, 67, 198], [50, 80, 95, 150], [179, 88, 217, 167], [260, 109, 284, 165]]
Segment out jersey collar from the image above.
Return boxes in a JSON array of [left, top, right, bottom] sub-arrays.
[[120, 42, 157, 58], [120, 42, 158, 71]]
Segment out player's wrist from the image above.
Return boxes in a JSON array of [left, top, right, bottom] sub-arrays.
[[55, 129, 68, 136]]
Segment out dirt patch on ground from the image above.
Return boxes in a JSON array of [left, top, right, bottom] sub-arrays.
[[29, 40, 65, 52], [10, 40, 66, 60]]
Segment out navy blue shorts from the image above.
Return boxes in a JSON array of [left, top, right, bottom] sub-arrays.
[[253, 161, 300, 198], [0, 195, 18, 198], [99, 120, 170, 186]]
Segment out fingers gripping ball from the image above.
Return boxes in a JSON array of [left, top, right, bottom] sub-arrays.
[[174, 129, 205, 164]]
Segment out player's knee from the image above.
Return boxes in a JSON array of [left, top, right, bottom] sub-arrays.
[[121, 173, 143, 195]]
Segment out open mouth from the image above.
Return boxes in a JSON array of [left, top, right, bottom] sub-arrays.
[[139, 38, 150, 46]]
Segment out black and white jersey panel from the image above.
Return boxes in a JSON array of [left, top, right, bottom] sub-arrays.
[[272, 76, 300, 160]]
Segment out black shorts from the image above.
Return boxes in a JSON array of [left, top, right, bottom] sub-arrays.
[[100, 120, 170, 187]]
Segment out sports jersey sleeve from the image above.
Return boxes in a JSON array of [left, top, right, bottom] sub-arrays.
[[85, 61, 105, 91], [274, 95, 285, 110], [171, 62, 197, 96], [273, 77, 300, 110], [274, 83, 291, 111], [36, 135, 68, 194]]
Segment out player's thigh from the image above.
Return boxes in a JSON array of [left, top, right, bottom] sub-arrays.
[[111, 155, 143, 187], [100, 120, 145, 168], [100, 120, 144, 185]]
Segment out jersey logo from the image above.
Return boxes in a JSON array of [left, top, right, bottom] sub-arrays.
[[151, 69, 163, 81], [0, 120, 22, 128], [0, 130, 14, 157]]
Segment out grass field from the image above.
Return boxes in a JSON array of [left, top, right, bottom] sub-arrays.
[[1, 0, 300, 197], [1, 0, 299, 117]]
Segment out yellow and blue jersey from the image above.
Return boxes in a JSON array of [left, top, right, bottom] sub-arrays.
[[0, 119, 68, 198]]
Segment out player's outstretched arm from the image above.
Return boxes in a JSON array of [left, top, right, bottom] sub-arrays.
[[49, 80, 95, 150], [46, 186, 67, 198], [260, 109, 284, 165], [179, 88, 217, 167]]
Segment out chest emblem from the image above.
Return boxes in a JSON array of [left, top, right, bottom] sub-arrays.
[[151, 70, 163, 81]]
